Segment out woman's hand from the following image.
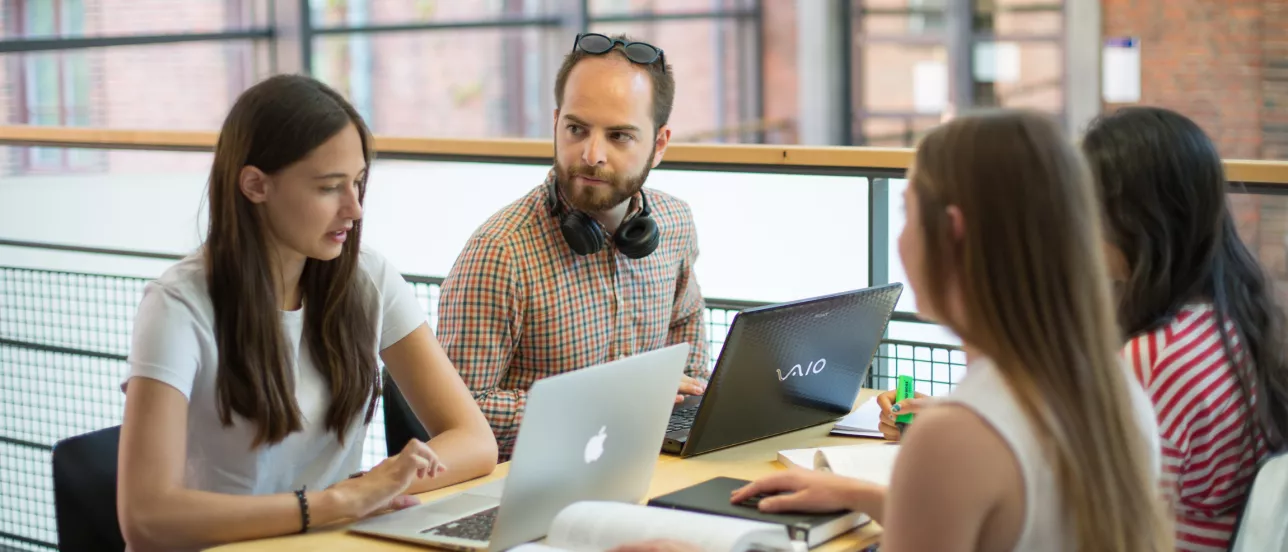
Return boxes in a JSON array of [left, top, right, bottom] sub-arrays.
[[876, 389, 932, 441], [730, 469, 883, 514], [325, 438, 445, 518]]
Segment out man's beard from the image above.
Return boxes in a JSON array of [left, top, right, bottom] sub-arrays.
[[554, 146, 655, 213]]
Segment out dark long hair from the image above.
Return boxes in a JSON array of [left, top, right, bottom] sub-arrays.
[[205, 74, 379, 447], [1082, 106, 1288, 453]]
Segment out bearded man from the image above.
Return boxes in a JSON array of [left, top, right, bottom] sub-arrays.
[[435, 33, 710, 461]]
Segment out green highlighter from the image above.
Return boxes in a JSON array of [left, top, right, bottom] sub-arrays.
[[895, 375, 916, 434]]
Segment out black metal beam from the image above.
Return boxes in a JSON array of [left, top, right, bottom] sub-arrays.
[[298, 0, 313, 73], [0, 338, 128, 362], [402, 274, 446, 286], [752, 0, 766, 143], [0, 29, 273, 53], [703, 297, 771, 311], [0, 530, 56, 550], [840, 0, 855, 146], [588, 9, 758, 24], [0, 239, 184, 261], [311, 16, 563, 36], [578, 0, 591, 34], [0, 435, 53, 452]]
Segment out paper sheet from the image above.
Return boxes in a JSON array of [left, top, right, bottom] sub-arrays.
[[815, 444, 901, 486], [777, 448, 816, 470], [778, 444, 901, 486], [832, 397, 884, 437]]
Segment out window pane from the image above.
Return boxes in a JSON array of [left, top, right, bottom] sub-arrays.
[[589, 18, 757, 143], [859, 115, 941, 148], [1, 40, 271, 130], [24, 0, 56, 36], [858, 0, 948, 37], [856, 42, 949, 116], [976, 40, 1063, 112], [2, 0, 267, 38], [980, 0, 1062, 36], [312, 28, 556, 138], [1229, 191, 1288, 305], [25, 53, 63, 124], [311, 0, 561, 27]]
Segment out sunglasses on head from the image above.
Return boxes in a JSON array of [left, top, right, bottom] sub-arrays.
[[572, 33, 665, 66]]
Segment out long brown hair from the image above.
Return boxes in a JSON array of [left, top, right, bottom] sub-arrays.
[[1083, 106, 1288, 453], [911, 110, 1172, 550], [205, 74, 379, 447]]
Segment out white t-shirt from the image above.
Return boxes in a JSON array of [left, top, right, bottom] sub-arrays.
[[123, 248, 427, 496]]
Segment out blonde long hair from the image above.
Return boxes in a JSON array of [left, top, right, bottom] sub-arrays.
[[911, 110, 1172, 551]]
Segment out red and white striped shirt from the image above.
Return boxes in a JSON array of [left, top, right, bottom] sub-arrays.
[[1124, 303, 1268, 552]]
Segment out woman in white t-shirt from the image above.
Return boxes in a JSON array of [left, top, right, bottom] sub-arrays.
[[117, 74, 498, 551], [619, 111, 1174, 552]]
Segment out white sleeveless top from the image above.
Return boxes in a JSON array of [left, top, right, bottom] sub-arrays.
[[937, 357, 1162, 552]]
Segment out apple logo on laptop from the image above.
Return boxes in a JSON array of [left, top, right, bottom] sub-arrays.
[[584, 426, 607, 464]]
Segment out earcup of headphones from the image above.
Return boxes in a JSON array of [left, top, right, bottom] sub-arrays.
[[614, 215, 660, 259], [559, 210, 605, 256]]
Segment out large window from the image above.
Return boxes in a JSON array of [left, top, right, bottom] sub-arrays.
[[5, 0, 94, 171], [307, 0, 763, 142], [852, 0, 1064, 147], [0, 0, 270, 176]]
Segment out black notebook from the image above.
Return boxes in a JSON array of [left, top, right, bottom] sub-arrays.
[[646, 476, 870, 548]]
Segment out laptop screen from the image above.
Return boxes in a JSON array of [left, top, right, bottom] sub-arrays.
[[684, 283, 903, 455]]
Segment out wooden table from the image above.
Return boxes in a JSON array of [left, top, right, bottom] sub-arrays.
[[209, 390, 886, 551]]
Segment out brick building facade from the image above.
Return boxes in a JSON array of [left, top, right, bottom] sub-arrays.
[[1101, 0, 1288, 291]]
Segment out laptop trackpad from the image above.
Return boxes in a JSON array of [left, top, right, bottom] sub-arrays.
[[420, 493, 500, 518], [464, 478, 506, 499], [350, 493, 497, 532]]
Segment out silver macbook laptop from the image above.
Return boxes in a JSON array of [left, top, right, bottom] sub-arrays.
[[348, 343, 690, 551]]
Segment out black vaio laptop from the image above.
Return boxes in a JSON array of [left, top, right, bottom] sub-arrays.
[[662, 283, 904, 457]]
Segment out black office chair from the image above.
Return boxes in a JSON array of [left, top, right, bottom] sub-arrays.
[[1228, 450, 1288, 552], [381, 367, 430, 457], [52, 425, 125, 552]]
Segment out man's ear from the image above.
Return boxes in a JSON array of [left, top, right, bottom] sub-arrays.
[[553, 108, 560, 134], [650, 124, 671, 168], [239, 166, 271, 204]]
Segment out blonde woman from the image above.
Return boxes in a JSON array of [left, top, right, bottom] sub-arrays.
[[616, 110, 1173, 552]]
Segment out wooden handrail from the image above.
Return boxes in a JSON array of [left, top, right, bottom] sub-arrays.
[[1, 125, 1285, 184]]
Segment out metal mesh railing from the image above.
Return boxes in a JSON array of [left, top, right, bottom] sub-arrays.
[[869, 339, 966, 397], [0, 264, 961, 549]]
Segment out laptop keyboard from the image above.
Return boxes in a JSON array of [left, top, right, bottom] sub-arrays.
[[420, 506, 499, 542], [667, 406, 699, 433]]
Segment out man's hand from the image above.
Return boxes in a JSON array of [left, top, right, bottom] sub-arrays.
[[675, 375, 706, 405]]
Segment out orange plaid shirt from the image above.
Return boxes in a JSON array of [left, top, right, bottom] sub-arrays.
[[437, 171, 711, 460]]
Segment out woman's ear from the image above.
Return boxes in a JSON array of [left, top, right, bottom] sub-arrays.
[[946, 205, 966, 242], [239, 166, 270, 204]]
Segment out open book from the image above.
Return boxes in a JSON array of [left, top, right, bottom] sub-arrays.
[[508, 501, 801, 552], [777, 443, 901, 486]]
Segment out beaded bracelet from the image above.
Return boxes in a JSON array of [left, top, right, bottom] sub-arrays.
[[294, 485, 311, 534]]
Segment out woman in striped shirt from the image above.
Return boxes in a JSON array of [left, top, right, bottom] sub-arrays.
[[1080, 106, 1288, 551]]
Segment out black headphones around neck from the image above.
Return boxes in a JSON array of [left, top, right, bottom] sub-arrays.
[[546, 177, 660, 259]]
